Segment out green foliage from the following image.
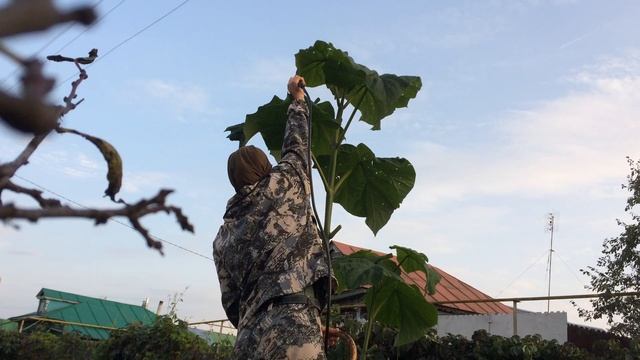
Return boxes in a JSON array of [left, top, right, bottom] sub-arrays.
[[295, 40, 421, 130], [391, 245, 441, 294], [0, 329, 96, 360], [226, 96, 339, 160], [96, 316, 225, 360], [327, 323, 639, 360], [225, 40, 419, 235], [332, 247, 440, 350], [0, 318, 235, 360], [578, 157, 640, 337], [318, 144, 416, 234]]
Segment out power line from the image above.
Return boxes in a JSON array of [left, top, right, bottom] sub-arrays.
[[53, 0, 127, 54], [53, 0, 193, 91], [12, 174, 214, 262], [554, 251, 587, 289], [0, 0, 107, 88], [0, 24, 73, 86], [96, 0, 192, 65], [497, 249, 549, 296]]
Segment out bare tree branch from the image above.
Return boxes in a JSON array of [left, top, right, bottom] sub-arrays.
[[0, 3, 195, 254], [4, 181, 61, 208], [0, 189, 195, 254], [0, 52, 91, 188]]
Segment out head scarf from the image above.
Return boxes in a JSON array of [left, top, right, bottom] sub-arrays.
[[227, 145, 272, 192]]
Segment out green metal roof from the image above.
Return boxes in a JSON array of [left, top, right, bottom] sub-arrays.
[[12, 288, 157, 340]]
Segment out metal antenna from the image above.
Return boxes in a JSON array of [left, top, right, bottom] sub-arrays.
[[545, 213, 555, 312]]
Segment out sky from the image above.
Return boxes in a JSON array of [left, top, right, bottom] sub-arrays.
[[1, 0, 640, 331]]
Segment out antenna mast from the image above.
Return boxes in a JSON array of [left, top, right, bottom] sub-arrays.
[[546, 213, 555, 312]]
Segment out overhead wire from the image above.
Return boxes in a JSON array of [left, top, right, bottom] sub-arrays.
[[3, 0, 205, 259], [52, 0, 127, 55], [12, 174, 214, 262], [497, 249, 549, 296], [554, 251, 588, 289], [52, 0, 193, 91], [0, 0, 107, 88]]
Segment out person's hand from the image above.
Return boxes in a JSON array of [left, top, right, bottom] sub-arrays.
[[287, 75, 306, 101]]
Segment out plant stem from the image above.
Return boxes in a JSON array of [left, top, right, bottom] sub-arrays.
[[311, 153, 329, 191], [339, 87, 366, 146], [321, 98, 347, 238], [323, 128, 339, 239], [362, 289, 378, 360], [333, 168, 353, 193]]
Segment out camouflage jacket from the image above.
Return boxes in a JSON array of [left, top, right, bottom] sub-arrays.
[[213, 99, 329, 329]]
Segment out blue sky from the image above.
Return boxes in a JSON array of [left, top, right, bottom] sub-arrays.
[[1, 0, 640, 329]]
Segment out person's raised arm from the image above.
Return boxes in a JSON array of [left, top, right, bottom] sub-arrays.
[[280, 75, 310, 177]]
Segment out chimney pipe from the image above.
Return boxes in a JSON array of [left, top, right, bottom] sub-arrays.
[[156, 300, 164, 315], [141, 297, 149, 309]]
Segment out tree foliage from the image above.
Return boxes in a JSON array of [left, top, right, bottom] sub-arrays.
[[577, 158, 640, 337], [0, 317, 234, 360]]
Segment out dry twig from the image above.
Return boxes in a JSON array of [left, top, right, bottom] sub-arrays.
[[0, 1, 194, 253], [0, 189, 195, 254]]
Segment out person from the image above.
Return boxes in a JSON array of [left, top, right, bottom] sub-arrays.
[[213, 75, 330, 359]]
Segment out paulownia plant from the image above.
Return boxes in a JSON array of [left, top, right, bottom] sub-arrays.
[[226, 41, 440, 355]]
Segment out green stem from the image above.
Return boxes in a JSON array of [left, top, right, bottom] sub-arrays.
[[338, 87, 366, 146], [323, 130, 339, 239], [311, 153, 330, 192], [322, 99, 345, 239], [333, 168, 353, 193], [361, 289, 378, 360]]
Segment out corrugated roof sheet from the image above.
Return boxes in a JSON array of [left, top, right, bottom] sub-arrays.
[[333, 241, 512, 315], [17, 288, 157, 340]]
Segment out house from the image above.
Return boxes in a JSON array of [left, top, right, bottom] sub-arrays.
[[332, 241, 625, 346], [9, 288, 157, 340], [331, 242, 575, 342], [332, 241, 512, 316]]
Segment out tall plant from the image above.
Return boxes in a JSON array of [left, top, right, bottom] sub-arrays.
[[227, 40, 419, 236], [226, 40, 439, 354]]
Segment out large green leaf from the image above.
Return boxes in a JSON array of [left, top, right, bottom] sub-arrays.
[[224, 96, 339, 160], [331, 250, 401, 293], [366, 279, 438, 346], [320, 143, 415, 234], [350, 74, 422, 130], [425, 266, 441, 296], [295, 40, 422, 129]]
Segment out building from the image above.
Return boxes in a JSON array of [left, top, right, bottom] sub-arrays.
[[331, 241, 615, 346], [10, 288, 157, 340], [332, 241, 512, 316]]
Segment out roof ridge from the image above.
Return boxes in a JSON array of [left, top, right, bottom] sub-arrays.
[[39, 287, 151, 310]]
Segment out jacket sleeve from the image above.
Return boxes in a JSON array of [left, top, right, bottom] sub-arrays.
[[280, 99, 310, 183], [216, 265, 240, 328]]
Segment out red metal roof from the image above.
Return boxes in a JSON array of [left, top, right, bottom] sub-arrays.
[[333, 241, 512, 315]]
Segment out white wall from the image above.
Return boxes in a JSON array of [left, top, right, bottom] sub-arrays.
[[436, 312, 567, 342]]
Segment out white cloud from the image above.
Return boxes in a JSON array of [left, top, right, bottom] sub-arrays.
[[136, 79, 218, 121], [30, 150, 101, 179], [408, 53, 640, 207], [122, 171, 170, 194], [234, 58, 295, 91]]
